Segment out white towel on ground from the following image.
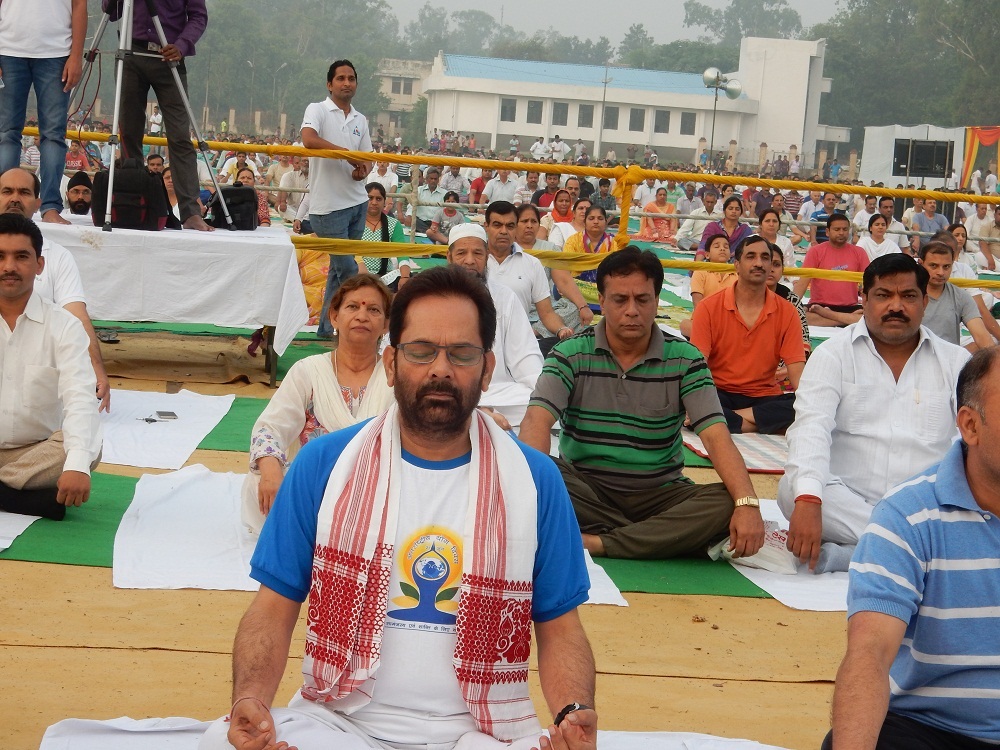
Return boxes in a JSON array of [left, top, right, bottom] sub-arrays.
[[727, 500, 848, 612], [0, 510, 40, 551], [100, 390, 236, 470], [585, 550, 628, 606], [113, 465, 257, 591], [40, 718, 788, 749]]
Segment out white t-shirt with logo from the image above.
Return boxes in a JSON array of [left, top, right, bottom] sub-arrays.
[[348, 453, 477, 745], [300, 98, 372, 214]]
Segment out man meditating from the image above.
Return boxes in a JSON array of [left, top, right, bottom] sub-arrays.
[[199, 266, 597, 750], [780, 253, 970, 572], [0, 213, 101, 519], [519, 247, 765, 560], [690, 235, 806, 434]]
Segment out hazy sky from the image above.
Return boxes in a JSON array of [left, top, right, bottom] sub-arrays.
[[383, 0, 838, 47]]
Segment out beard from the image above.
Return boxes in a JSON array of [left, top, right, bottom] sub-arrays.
[[393, 362, 484, 440], [69, 200, 91, 215]]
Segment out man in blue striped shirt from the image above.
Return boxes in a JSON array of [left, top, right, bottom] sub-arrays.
[[826, 346, 1000, 749]]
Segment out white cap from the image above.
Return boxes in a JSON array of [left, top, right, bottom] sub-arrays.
[[448, 223, 487, 246]]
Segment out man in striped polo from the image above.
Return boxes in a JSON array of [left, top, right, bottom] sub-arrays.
[[519, 247, 765, 560], [826, 347, 1000, 749]]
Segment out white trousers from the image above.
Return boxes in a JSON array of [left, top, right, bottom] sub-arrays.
[[777, 474, 877, 545], [198, 695, 543, 750]]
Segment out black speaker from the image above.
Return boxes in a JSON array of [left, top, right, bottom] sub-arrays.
[[892, 139, 954, 179]]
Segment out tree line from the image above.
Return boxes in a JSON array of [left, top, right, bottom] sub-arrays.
[[77, 0, 999, 148]]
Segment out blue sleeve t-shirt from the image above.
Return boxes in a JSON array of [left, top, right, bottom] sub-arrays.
[[251, 421, 590, 623]]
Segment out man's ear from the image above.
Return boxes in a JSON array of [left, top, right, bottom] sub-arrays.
[[383, 346, 396, 387]]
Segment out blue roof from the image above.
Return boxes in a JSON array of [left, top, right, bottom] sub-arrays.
[[442, 54, 717, 96]]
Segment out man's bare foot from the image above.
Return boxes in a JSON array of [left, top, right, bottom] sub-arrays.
[[183, 215, 215, 232], [582, 533, 605, 557], [41, 209, 71, 225]]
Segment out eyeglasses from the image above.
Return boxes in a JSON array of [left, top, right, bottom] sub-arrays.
[[397, 342, 485, 366]]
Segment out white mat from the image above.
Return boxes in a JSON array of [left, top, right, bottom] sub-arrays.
[[585, 550, 628, 607], [727, 500, 848, 612], [113, 465, 257, 591], [0, 510, 41, 551], [40, 718, 788, 749], [807, 325, 839, 340], [100, 390, 236, 470], [112, 465, 627, 605]]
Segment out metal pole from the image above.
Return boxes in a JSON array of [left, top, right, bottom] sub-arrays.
[[709, 84, 719, 171]]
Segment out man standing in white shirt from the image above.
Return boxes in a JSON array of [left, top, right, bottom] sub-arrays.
[[529, 137, 547, 160], [0, 213, 101, 520], [276, 158, 308, 222], [300, 60, 373, 338], [0, 168, 110, 411], [779, 253, 970, 571], [549, 135, 570, 163], [986, 170, 998, 195]]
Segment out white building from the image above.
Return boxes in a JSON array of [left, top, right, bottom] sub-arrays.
[[421, 37, 848, 170]]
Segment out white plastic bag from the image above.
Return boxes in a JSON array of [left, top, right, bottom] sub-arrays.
[[708, 520, 798, 575]]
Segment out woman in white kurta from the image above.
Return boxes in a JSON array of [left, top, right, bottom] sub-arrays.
[[241, 274, 395, 534]]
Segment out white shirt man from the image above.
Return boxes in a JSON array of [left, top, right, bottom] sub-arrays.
[[632, 179, 660, 208], [277, 162, 309, 221], [446, 224, 543, 428], [439, 167, 470, 196], [369, 163, 398, 195], [482, 171, 518, 204], [675, 197, 722, 245], [148, 106, 162, 135], [986, 171, 998, 195], [779, 255, 969, 565], [549, 138, 570, 163], [529, 138, 547, 160], [299, 69, 372, 216], [0, 215, 101, 520]]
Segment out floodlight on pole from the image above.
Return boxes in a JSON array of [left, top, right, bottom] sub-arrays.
[[703, 67, 741, 171]]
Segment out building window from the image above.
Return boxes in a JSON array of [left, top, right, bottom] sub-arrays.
[[391, 78, 401, 94], [527, 100, 543, 125], [552, 102, 568, 127], [403, 79, 413, 95], [629, 108, 645, 132], [654, 110, 670, 133], [500, 98, 517, 122], [603, 106, 619, 130], [578, 104, 594, 128], [680, 111, 697, 135]]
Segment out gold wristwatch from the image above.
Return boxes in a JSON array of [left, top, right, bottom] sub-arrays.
[[734, 496, 760, 508]]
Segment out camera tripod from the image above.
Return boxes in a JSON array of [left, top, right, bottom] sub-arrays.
[[74, 0, 234, 230]]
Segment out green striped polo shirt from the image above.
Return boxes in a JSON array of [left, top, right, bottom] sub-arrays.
[[530, 320, 725, 492]]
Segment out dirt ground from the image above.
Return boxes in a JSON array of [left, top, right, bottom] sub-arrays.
[[0, 333, 843, 749]]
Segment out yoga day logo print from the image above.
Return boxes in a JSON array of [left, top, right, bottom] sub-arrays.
[[387, 526, 462, 628]]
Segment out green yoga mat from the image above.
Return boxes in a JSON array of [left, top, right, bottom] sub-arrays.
[[683, 446, 714, 468], [595, 556, 769, 598], [0, 473, 139, 568], [198, 397, 268, 452], [94, 320, 324, 342]]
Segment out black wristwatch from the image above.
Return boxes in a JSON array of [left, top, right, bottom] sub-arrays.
[[553, 702, 591, 726]]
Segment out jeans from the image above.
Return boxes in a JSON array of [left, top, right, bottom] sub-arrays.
[[0, 55, 70, 214], [312, 202, 367, 336]]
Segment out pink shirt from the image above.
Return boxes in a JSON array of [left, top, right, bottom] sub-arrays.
[[802, 241, 870, 307]]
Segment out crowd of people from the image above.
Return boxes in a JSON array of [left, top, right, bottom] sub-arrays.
[[1, 29, 999, 749]]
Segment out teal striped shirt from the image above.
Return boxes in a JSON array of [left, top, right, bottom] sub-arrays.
[[529, 320, 725, 492]]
